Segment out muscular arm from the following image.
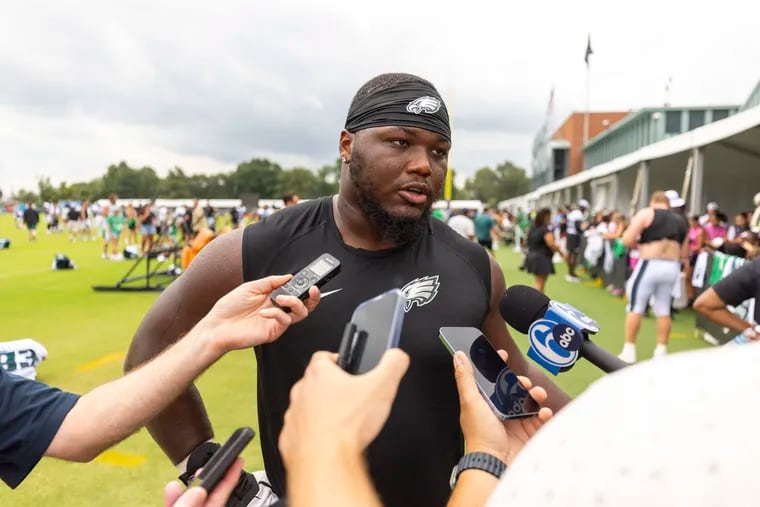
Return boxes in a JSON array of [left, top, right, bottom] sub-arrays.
[[482, 256, 571, 412], [123, 228, 244, 463]]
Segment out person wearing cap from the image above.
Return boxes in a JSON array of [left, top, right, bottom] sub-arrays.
[[618, 191, 688, 363], [665, 189, 686, 213], [751, 192, 760, 233], [699, 202, 721, 226], [564, 200, 589, 282], [125, 72, 570, 507]]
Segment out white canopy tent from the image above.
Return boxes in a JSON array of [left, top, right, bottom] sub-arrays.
[[500, 105, 760, 217]]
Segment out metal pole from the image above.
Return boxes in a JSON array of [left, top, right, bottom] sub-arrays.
[[583, 65, 591, 144]]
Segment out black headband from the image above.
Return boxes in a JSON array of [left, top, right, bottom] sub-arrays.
[[344, 82, 451, 142]]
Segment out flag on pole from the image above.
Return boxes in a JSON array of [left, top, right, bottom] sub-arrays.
[[444, 168, 453, 200], [584, 34, 593, 66]]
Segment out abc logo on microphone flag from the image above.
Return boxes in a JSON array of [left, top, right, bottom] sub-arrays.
[[527, 303, 588, 375]]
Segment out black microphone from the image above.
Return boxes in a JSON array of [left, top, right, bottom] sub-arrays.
[[500, 285, 627, 374]]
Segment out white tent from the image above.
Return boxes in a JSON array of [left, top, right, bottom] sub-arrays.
[[501, 104, 760, 217]]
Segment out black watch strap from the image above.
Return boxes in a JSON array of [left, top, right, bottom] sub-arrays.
[[450, 452, 507, 490]]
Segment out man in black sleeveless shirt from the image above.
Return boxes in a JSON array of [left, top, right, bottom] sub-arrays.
[[125, 73, 570, 507]]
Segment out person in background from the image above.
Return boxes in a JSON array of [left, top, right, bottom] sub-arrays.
[[447, 209, 475, 241], [525, 208, 563, 293], [474, 208, 496, 253], [704, 212, 728, 249], [282, 193, 300, 208], [618, 191, 688, 363], [727, 213, 750, 243], [699, 201, 721, 226], [605, 211, 626, 240], [564, 200, 588, 282], [125, 203, 138, 246], [205, 200, 217, 233], [106, 206, 125, 260], [191, 198, 207, 238], [22, 201, 39, 242], [79, 199, 93, 241], [751, 192, 760, 233], [140, 201, 158, 255], [685, 215, 707, 305]]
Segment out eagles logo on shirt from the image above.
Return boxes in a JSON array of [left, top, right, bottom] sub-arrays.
[[400, 275, 440, 312]]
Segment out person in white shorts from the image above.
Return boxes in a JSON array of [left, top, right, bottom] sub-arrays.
[[619, 191, 688, 362]]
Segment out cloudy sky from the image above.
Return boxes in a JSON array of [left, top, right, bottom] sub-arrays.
[[1, 0, 758, 193]]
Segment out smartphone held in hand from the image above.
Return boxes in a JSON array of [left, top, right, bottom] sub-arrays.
[[439, 327, 540, 420]]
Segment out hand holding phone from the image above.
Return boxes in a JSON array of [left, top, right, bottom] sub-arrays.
[[270, 253, 341, 312], [338, 289, 406, 374], [186, 427, 255, 494], [439, 327, 539, 420]]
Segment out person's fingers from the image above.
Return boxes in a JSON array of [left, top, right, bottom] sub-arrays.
[[258, 307, 291, 328], [368, 348, 410, 387], [537, 407, 553, 423], [163, 481, 184, 506], [245, 274, 293, 294], [285, 298, 309, 322], [496, 349, 509, 363], [310, 350, 338, 365], [304, 286, 321, 312], [517, 375, 533, 391], [169, 486, 207, 507], [452, 351, 481, 407], [527, 385, 548, 405], [206, 458, 244, 506]]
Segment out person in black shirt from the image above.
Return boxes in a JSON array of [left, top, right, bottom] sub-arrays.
[[22, 201, 39, 242], [694, 257, 760, 341], [524, 208, 564, 293], [125, 72, 570, 507]]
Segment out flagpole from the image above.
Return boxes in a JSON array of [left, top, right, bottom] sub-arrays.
[[583, 33, 592, 145], [583, 60, 590, 145]]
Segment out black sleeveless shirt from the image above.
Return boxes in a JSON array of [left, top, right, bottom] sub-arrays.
[[242, 196, 491, 507], [639, 209, 688, 244]]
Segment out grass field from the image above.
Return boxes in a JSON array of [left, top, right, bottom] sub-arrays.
[[0, 213, 709, 505]]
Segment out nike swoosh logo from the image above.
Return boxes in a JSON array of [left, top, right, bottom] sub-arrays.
[[320, 288, 343, 298]]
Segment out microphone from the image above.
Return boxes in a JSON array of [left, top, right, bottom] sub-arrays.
[[500, 285, 627, 374]]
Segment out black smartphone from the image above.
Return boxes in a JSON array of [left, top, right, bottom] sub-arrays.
[[338, 289, 406, 374], [270, 253, 341, 311], [187, 427, 255, 493], [439, 327, 539, 420]]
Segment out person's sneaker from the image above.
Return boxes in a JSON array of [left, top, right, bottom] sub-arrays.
[[565, 274, 581, 283], [653, 345, 668, 358], [618, 345, 637, 364]]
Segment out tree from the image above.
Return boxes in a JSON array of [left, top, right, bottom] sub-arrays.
[[231, 158, 283, 198], [277, 168, 321, 198], [493, 161, 530, 199], [13, 188, 38, 203], [101, 161, 159, 198], [38, 176, 58, 202], [462, 161, 530, 207], [315, 158, 342, 196]]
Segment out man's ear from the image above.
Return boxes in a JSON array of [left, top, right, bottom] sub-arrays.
[[339, 129, 354, 164]]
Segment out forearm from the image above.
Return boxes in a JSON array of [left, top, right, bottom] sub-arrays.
[[698, 308, 753, 335], [287, 448, 382, 507], [447, 469, 500, 507], [48, 329, 219, 462]]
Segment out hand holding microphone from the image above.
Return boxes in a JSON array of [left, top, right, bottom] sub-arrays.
[[500, 285, 627, 374]]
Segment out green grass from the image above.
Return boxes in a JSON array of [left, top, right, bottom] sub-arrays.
[[0, 214, 709, 505]]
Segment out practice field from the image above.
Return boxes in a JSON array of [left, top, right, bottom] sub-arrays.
[[0, 214, 709, 506]]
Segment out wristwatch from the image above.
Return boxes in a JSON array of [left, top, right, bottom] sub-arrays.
[[449, 452, 507, 490]]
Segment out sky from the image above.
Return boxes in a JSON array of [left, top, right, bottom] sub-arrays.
[[1, 0, 758, 194]]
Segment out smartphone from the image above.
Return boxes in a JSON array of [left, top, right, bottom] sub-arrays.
[[187, 427, 255, 493], [439, 327, 539, 420], [270, 253, 341, 311], [338, 289, 406, 374]]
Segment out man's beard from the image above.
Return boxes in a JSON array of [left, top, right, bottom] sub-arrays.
[[349, 160, 434, 246]]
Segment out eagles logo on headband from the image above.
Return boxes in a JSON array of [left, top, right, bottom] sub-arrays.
[[344, 82, 451, 142]]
